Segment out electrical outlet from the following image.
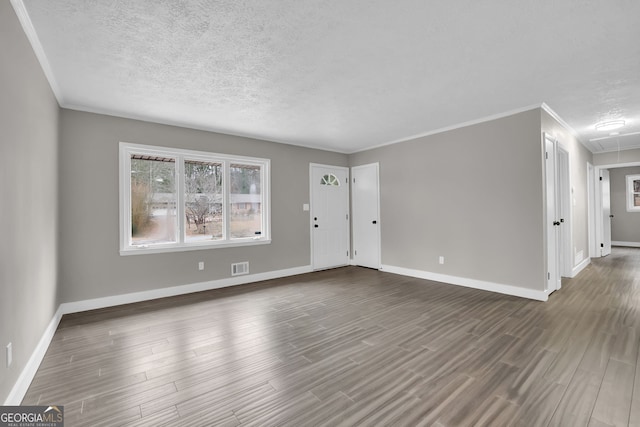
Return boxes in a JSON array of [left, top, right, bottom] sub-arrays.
[[198, 261, 204, 271], [6, 343, 12, 368], [439, 256, 445, 265]]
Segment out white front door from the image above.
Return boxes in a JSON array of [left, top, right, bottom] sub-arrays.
[[601, 169, 612, 256], [545, 135, 561, 293], [311, 164, 349, 270], [352, 163, 380, 269]]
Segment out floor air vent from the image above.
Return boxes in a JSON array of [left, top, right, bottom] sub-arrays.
[[231, 262, 249, 276]]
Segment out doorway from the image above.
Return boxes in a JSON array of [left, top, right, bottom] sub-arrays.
[[351, 163, 381, 269], [545, 134, 561, 293], [593, 162, 640, 257], [587, 162, 596, 258], [310, 164, 350, 270], [557, 147, 572, 277], [544, 134, 571, 293], [600, 169, 612, 256]]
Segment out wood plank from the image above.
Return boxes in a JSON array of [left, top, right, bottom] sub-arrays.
[[578, 331, 616, 375], [511, 377, 566, 427], [591, 359, 635, 427], [466, 395, 520, 426], [549, 368, 602, 427], [629, 338, 640, 427]]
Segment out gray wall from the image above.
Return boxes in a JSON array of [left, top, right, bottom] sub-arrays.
[[541, 110, 593, 266], [610, 166, 640, 244], [350, 109, 546, 291], [58, 110, 347, 302], [594, 148, 640, 166], [0, 2, 60, 402]]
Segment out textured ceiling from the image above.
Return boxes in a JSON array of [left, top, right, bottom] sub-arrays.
[[14, 0, 640, 153]]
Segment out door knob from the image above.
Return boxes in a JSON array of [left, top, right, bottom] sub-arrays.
[[553, 221, 560, 226], [372, 220, 377, 224], [314, 224, 318, 228], [610, 215, 614, 218]]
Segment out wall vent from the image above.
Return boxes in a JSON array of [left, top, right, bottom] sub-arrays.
[[231, 262, 249, 276]]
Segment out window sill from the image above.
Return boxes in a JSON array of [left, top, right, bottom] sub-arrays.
[[120, 238, 271, 256]]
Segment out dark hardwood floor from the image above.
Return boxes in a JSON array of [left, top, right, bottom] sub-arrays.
[[22, 247, 640, 426]]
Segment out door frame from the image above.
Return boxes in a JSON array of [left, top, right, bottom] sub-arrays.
[[309, 163, 350, 270], [556, 146, 572, 278], [587, 162, 596, 258], [351, 162, 382, 269], [593, 161, 640, 257], [595, 168, 611, 257], [544, 133, 574, 293], [544, 133, 561, 293]]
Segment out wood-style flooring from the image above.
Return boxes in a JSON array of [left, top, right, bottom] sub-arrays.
[[22, 247, 640, 426]]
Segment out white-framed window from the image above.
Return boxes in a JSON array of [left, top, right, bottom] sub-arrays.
[[627, 174, 640, 212], [119, 142, 270, 255]]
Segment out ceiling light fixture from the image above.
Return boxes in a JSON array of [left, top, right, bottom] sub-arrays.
[[595, 120, 625, 131]]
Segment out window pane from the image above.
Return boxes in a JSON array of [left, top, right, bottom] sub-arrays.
[[635, 194, 640, 207], [230, 164, 262, 239], [320, 173, 340, 186], [184, 160, 223, 241], [130, 156, 177, 245], [634, 179, 640, 193]]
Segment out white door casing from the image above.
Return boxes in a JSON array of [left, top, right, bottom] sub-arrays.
[[310, 164, 350, 270], [351, 163, 381, 269], [601, 169, 612, 256], [593, 162, 640, 257], [587, 162, 596, 258], [557, 147, 572, 277], [544, 134, 561, 293]]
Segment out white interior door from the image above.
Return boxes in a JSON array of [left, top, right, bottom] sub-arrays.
[[352, 163, 380, 269], [587, 162, 596, 258], [545, 135, 561, 292], [557, 147, 571, 277], [601, 169, 612, 256], [311, 164, 349, 270]]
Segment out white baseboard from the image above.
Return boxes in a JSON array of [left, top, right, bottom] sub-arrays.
[[4, 307, 64, 405], [60, 265, 312, 315], [381, 264, 548, 301], [570, 257, 590, 278], [612, 241, 640, 248], [4, 265, 312, 405]]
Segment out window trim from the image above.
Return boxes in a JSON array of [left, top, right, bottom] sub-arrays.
[[627, 174, 640, 212], [119, 142, 270, 255]]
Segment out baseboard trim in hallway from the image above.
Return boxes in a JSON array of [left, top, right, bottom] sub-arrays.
[[613, 241, 640, 248]]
